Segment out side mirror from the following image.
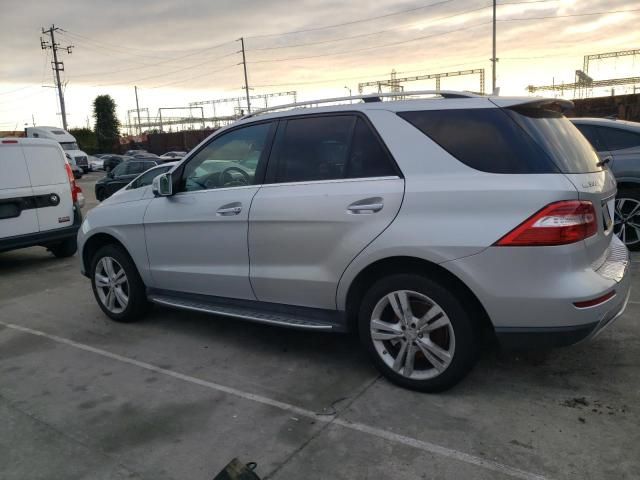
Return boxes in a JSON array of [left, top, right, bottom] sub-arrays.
[[152, 173, 173, 197]]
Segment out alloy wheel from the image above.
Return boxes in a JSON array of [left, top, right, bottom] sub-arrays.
[[370, 290, 455, 380], [614, 197, 640, 247], [94, 256, 129, 314]]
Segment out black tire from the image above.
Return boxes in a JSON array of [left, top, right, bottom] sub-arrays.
[[96, 188, 107, 202], [358, 273, 478, 392], [90, 244, 149, 322], [615, 188, 640, 251], [49, 237, 77, 258]]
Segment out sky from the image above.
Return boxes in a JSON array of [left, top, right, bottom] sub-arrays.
[[0, 0, 639, 133]]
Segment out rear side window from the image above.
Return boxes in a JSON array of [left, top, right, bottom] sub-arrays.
[[594, 126, 640, 151], [398, 108, 558, 174], [272, 115, 396, 183]]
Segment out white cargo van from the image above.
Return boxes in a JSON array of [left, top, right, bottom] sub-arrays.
[[25, 126, 90, 173], [0, 138, 83, 257]]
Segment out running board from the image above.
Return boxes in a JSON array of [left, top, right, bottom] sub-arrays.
[[148, 292, 340, 331]]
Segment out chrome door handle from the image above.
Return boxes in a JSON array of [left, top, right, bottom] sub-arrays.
[[347, 202, 384, 214], [216, 206, 242, 216]]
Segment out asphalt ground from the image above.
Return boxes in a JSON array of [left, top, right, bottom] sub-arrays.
[[1, 171, 638, 479]]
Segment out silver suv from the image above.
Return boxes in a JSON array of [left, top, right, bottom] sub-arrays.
[[78, 92, 631, 392]]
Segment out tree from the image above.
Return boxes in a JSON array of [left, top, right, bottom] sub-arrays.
[[68, 128, 97, 154], [93, 95, 120, 152]]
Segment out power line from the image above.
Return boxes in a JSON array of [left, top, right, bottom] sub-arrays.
[[249, 21, 492, 65], [148, 63, 238, 89], [247, 0, 456, 39], [498, 7, 640, 21]]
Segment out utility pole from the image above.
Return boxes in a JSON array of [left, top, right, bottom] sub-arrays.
[[134, 86, 142, 135], [491, 0, 498, 94], [238, 37, 251, 114], [41, 25, 73, 130]]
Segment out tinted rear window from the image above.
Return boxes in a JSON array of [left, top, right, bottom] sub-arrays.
[[594, 125, 640, 151], [398, 108, 558, 174], [506, 107, 602, 173], [399, 107, 603, 174]]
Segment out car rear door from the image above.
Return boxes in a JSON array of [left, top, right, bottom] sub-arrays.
[[593, 125, 640, 182], [248, 114, 404, 310], [22, 141, 74, 232], [0, 140, 39, 239]]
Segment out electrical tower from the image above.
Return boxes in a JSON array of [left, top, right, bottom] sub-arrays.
[[41, 25, 73, 130]]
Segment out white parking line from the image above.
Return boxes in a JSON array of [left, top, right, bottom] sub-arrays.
[[0, 321, 549, 480]]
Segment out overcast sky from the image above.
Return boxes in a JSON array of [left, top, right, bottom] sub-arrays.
[[0, 0, 638, 132]]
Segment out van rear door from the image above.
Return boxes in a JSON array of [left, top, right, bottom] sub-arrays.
[[0, 140, 39, 238], [22, 140, 74, 232]]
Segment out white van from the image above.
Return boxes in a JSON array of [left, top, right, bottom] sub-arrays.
[[0, 138, 83, 257], [25, 126, 90, 173]]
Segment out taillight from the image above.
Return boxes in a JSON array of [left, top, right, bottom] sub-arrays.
[[64, 162, 82, 204], [495, 200, 597, 247]]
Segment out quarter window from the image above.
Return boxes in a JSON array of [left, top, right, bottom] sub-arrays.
[[181, 122, 271, 192]]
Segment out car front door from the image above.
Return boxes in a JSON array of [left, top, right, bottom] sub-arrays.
[[593, 125, 640, 181], [248, 114, 405, 309], [144, 121, 275, 299]]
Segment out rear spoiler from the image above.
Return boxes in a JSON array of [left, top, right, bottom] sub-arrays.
[[489, 97, 574, 113]]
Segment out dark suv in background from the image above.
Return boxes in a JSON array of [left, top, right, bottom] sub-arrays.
[[95, 159, 158, 201], [571, 118, 640, 250]]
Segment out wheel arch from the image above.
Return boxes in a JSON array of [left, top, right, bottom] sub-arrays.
[[82, 232, 131, 277], [343, 256, 493, 334]]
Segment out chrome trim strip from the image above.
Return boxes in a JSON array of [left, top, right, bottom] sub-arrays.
[[260, 176, 401, 188], [149, 296, 333, 330]]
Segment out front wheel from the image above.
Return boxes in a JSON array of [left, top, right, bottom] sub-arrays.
[[358, 274, 478, 392], [90, 244, 149, 322], [614, 189, 640, 251]]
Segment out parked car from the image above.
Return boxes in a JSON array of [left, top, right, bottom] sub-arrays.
[[107, 162, 178, 202], [1, 137, 83, 257], [78, 92, 630, 392], [571, 118, 640, 250], [124, 149, 147, 156], [132, 153, 159, 160], [94, 159, 158, 201], [102, 154, 130, 173], [65, 153, 83, 179], [159, 151, 187, 162], [88, 155, 105, 171]]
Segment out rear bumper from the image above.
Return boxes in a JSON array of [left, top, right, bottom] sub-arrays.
[[0, 203, 82, 253], [445, 234, 632, 349]]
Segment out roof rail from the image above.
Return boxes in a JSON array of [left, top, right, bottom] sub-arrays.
[[240, 90, 482, 120]]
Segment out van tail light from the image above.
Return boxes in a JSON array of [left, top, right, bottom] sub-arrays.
[[64, 162, 83, 204], [495, 200, 597, 246]]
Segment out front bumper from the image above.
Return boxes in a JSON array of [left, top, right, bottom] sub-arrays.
[[445, 235, 632, 349]]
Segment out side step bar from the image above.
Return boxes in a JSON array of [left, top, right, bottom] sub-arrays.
[[148, 292, 340, 331]]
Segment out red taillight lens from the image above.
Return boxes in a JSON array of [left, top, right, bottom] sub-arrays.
[[64, 162, 82, 204], [573, 290, 616, 308], [495, 200, 597, 247]]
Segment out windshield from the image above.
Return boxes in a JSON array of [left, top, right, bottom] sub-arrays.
[[60, 142, 79, 151], [506, 106, 602, 174]]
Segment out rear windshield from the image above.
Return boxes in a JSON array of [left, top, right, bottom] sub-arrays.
[[398, 107, 602, 174], [506, 106, 602, 173]]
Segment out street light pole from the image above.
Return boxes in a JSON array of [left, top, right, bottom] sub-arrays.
[[344, 86, 352, 103]]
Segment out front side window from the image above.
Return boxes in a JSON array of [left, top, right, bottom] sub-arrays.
[[111, 162, 127, 177], [130, 165, 172, 189], [181, 122, 271, 192], [595, 126, 640, 151]]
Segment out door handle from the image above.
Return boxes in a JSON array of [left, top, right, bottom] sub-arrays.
[[347, 201, 384, 214], [216, 205, 242, 216]]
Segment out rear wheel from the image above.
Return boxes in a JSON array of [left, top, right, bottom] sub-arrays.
[[358, 274, 478, 392], [90, 244, 149, 322], [614, 189, 640, 251], [48, 237, 77, 258]]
